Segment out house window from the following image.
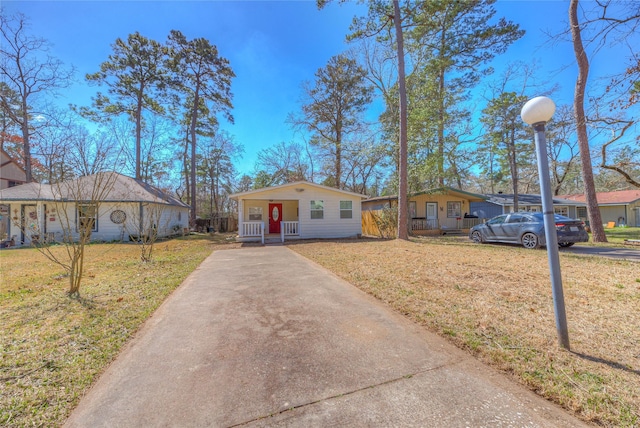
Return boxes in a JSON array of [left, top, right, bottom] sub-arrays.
[[447, 201, 462, 218], [554, 206, 568, 216], [340, 201, 353, 219], [248, 207, 263, 221], [310, 200, 324, 219], [577, 207, 587, 219], [78, 204, 97, 232], [409, 201, 417, 219]]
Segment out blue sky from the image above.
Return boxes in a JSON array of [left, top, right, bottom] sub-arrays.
[[3, 1, 635, 175]]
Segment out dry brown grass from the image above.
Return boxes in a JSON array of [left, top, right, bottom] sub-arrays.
[[289, 237, 640, 427], [0, 234, 240, 427]]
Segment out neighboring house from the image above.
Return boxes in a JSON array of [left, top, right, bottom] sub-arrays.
[[362, 187, 487, 234], [0, 148, 27, 241], [230, 181, 367, 243], [0, 148, 27, 189], [560, 189, 640, 227], [0, 172, 189, 246], [470, 194, 586, 220]]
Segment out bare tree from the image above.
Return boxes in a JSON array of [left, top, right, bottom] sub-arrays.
[[14, 172, 119, 297], [199, 130, 241, 232], [570, 0, 607, 242], [0, 11, 73, 182], [546, 105, 582, 195], [254, 141, 310, 185], [595, 118, 639, 188]]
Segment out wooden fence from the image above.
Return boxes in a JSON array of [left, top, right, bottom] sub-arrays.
[[362, 209, 397, 238]]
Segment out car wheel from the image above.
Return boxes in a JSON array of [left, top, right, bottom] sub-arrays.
[[521, 232, 540, 249], [559, 242, 575, 248], [471, 231, 484, 244]]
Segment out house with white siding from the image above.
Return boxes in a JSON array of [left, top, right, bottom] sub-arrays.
[[0, 172, 189, 247], [560, 189, 640, 227], [230, 181, 367, 243]]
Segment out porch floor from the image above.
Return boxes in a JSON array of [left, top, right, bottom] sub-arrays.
[[236, 233, 301, 244]]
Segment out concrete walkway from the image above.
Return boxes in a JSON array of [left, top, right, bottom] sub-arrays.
[[65, 246, 589, 427]]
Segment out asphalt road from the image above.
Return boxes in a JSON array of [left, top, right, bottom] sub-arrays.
[[560, 244, 640, 262]]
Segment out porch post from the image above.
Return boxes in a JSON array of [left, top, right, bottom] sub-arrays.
[[237, 199, 244, 237], [38, 202, 45, 236]]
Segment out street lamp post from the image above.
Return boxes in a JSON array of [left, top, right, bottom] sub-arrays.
[[520, 96, 570, 350]]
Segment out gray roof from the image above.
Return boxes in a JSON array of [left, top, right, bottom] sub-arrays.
[[0, 172, 189, 208], [364, 187, 486, 203], [484, 194, 585, 206]]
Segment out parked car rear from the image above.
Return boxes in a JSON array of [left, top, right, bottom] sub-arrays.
[[469, 212, 589, 249]]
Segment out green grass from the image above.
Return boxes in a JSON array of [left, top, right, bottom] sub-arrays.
[[290, 238, 640, 427], [0, 234, 239, 427], [603, 226, 640, 244]]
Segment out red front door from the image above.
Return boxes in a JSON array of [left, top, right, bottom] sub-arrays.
[[268, 203, 282, 234]]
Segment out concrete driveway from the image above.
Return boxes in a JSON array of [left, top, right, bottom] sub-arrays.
[[64, 246, 588, 427]]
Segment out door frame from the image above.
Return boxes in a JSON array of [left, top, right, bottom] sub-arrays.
[[268, 203, 283, 234], [426, 202, 438, 228], [21, 204, 39, 244]]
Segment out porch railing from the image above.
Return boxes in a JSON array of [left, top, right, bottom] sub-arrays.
[[411, 218, 438, 230], [280, 221, 299, 242], [462, 218, 483, 229], [242, 221, 265, 244], [411, 217, 484, 231]]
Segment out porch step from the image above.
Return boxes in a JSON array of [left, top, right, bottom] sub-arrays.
[[264, 237, 283, 245]]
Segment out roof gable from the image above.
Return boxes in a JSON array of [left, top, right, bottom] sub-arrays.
[[230, 181, 367, 199]]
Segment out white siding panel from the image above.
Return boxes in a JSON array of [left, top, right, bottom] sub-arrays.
[[237, 183, 364, 239], [4, 200, 188, 245], [297, 188, 362, 239]]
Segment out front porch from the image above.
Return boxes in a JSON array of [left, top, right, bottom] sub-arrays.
[[410, 217, 484, 235], [238, 220, 300, 244], [236, 197, 301, 244]]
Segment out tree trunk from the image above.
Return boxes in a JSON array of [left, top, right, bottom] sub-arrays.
[[393, 0, 409, 240], [336, 131, 342, 189], [183, 130, 190, 214], [569, 0, 607, 242], [21, 109, 33, 183], [189, 87, 201, 227], [437, 33, 447, 187], [508, 129, 519, 212], [135, 91, 143, 180]]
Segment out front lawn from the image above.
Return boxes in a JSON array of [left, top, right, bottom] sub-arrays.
[[289, 237, 640, 427], [603, 226, 640, 244], [0, 234, 240, 427]]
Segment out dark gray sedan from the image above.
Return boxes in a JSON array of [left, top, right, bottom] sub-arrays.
[[469, 213, 589, 249]]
